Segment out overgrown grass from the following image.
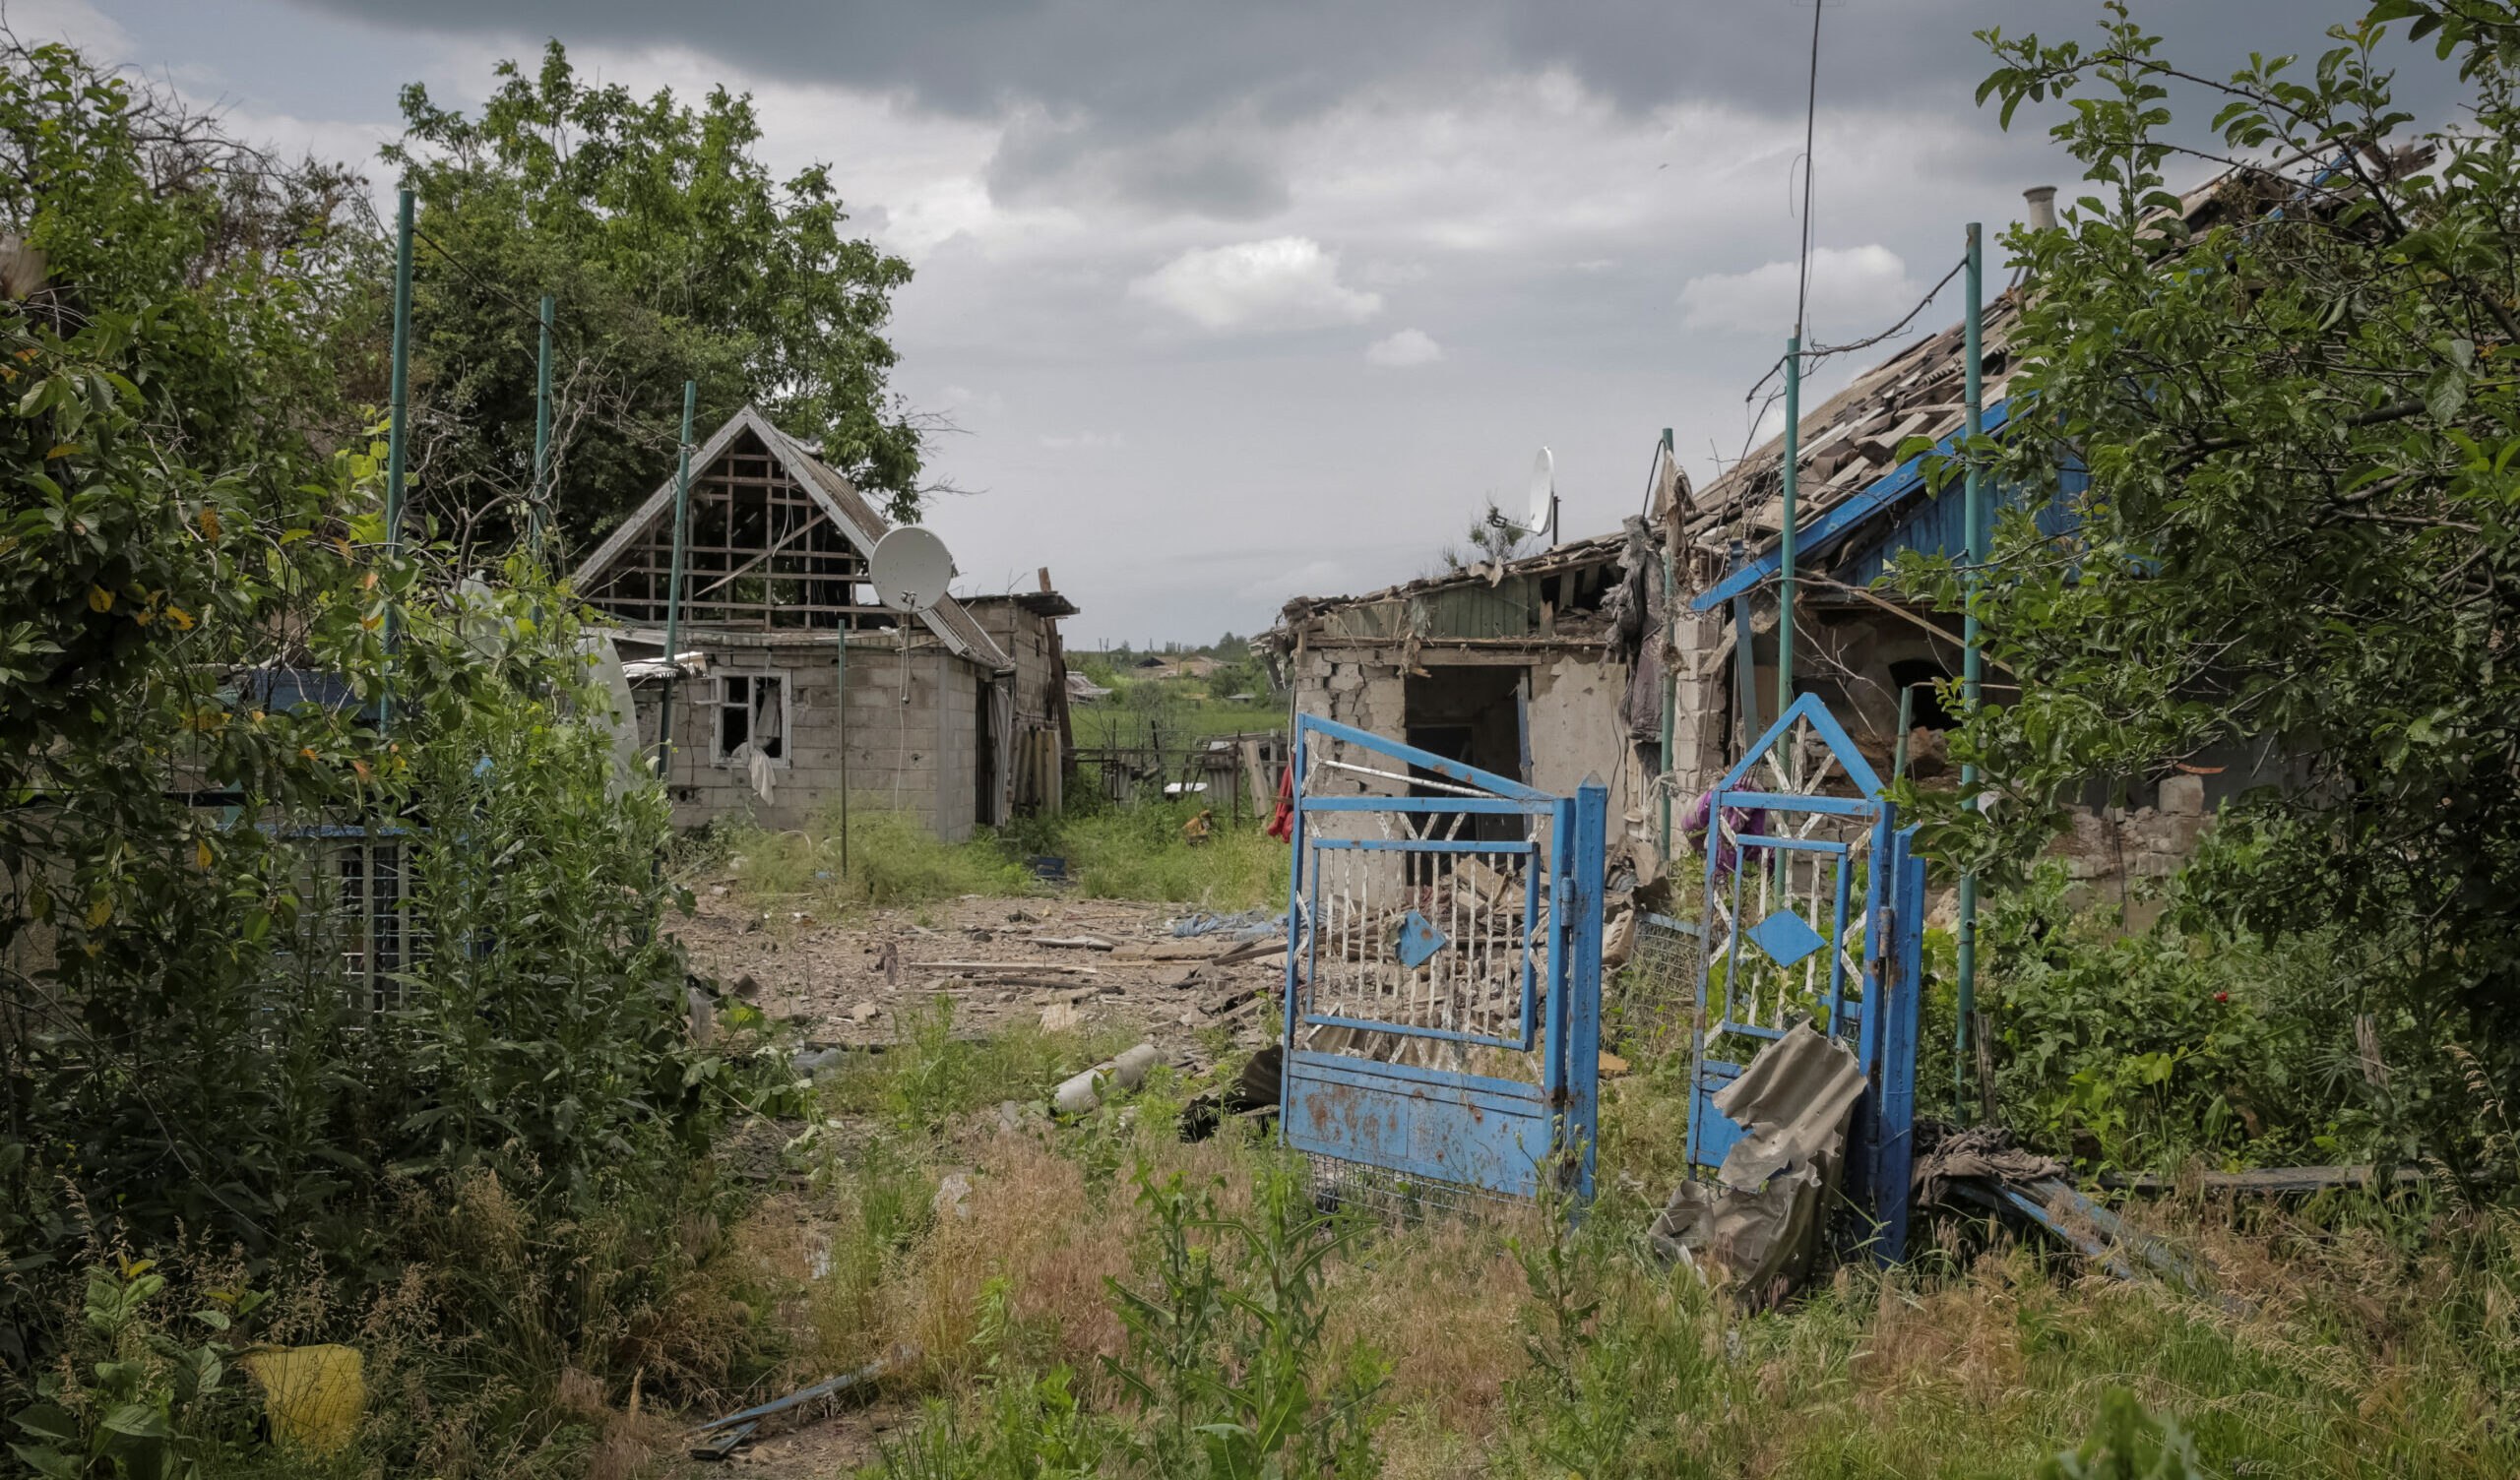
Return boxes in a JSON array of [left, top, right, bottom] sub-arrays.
[[1002, 797, 1287, 908], [67, 985, 2515, 1478], [707, 795, 1037, 908], [698, 792, 1290, 914], [781, 1019, 2520, 1479]]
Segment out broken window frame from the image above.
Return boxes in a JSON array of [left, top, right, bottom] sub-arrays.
[[714, 672, 790, 768]]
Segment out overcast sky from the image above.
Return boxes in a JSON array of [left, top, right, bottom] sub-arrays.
[[17, 0, 2441, 646]]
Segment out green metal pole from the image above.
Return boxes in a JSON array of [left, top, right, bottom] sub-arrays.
[[381, 187, 412, 736], [1658, 426, 1676, 863], [1893, 684, 1916, 783], [1956, 221, 1985, 1117], [660, 381, 696, 763], [529, 293, 553, 561], [837, 624, 850, 877]]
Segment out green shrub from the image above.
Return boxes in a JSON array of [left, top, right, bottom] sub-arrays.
[[1978, 861, 2357, 1172]]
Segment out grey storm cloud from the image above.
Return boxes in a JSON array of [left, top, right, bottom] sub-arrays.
[[288, 1, 2436, 217]]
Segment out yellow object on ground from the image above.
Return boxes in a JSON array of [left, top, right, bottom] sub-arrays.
[[239, 1344, 364, 1454]]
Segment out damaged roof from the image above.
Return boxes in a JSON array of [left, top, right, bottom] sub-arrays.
[[1677, 294, 2027, 612], [1260, 530, 1634, 651], [570, 405, 1012, 672], [1680, 148, 2434, 613]]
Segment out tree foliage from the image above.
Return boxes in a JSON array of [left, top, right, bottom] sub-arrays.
[[0, 38, 757, 1382], [1901, 0, 2520, 1167], [386, 41, 925, 560]]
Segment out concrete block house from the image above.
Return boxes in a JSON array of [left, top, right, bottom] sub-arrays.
[[569, 406, 1074, 840]]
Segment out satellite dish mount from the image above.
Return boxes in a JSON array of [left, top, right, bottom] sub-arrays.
[[1484, 447, 1558, 551], [869, 526, 957, 615], [866, 525, 962, 812]]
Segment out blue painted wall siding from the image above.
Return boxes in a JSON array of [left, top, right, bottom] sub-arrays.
[[1833, 462, 2087, 587]]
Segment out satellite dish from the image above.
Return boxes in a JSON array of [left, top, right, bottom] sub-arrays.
[[1526, 447, 1557, 547], [869, 526, 957, 613]]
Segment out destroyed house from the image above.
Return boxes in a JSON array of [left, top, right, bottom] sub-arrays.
[[569, 405, 1074, 839], [1662, 165, 2371, 898], [1258, 531, 1667, 865], [1657, 295, 2220, 899], [1266, 167, 2343, 897]]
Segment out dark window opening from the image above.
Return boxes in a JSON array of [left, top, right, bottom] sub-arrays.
[[1887, 659, 1959, 731], [1405, 665, 1529, 844], [718, 675, 787, 762]]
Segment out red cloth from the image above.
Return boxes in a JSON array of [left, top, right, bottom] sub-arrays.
[[1266, 764, 1295, 841]]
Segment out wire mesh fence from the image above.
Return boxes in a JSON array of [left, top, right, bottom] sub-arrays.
[[1611, 909, 1703, 1055], [1305, 1152, 1527, 1226]]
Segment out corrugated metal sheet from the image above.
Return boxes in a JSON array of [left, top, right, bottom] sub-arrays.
[[1418, 577, 1540, 639], [1316, 577, 1545, 642], [1323, 600, 1405, 640]]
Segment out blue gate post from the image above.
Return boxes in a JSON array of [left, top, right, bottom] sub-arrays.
[[1873, 824, 1927, 1263], [1563, 776, 1608, 1199], [1280, 721, 1308, 1057]]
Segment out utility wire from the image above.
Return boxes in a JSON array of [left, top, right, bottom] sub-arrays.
[[1792, 0, 1824, 339], [1742, 252, 1968, 405]]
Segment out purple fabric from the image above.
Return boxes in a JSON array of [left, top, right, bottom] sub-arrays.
[[1680, 789, 1766, 873]]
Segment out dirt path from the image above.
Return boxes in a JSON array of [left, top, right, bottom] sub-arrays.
[[667, 887, 1284, 1064]]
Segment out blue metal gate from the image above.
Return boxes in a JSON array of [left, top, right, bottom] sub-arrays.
[[1279, 714, 1607, 1204], [1686, 694, 1926, 1260]]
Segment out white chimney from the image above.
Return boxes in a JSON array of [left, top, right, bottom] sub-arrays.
[[2024, 185, 2059, 232]]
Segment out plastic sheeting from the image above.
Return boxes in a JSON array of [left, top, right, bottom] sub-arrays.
[[1650, 1023, 1866, 1307]]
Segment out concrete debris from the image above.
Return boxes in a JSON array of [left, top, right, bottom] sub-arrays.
[[849, 1002, 880, 1024], [1110, 1041, 1162, 1090], [1051, 1066, 1101, 1114], [1040, 1002, 1087, 1034], [1051, 1041, 1162, 1115], [1168, 908, 1287, 942], [932, 1171, 974, 1221]]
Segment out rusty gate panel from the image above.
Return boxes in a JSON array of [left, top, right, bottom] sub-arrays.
[[1279, 713, 1606, 1205], [1685, 693, 1926, 1261]]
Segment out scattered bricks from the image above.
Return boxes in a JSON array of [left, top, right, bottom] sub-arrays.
[[2159, 773, 2205, 817]]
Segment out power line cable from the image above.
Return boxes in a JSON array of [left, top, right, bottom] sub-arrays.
[[1742, 252, 1968, 405], [1792, 0, 1825, 339]]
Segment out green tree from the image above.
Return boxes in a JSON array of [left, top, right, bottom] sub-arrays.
[[0, 37, 746, 1384], [386, 40, 926, 560], [1903, 0, 2520, 1167]]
